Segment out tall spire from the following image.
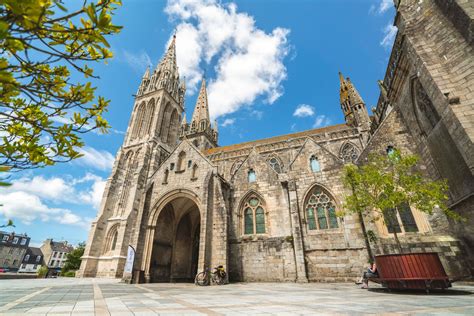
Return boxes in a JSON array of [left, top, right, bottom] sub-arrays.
[[191, 78, 210, 126], [156, 34, 177, 73], [339, 72, 370, 129]]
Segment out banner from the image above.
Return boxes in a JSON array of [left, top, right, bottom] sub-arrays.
[[124, 245, 135, 273]]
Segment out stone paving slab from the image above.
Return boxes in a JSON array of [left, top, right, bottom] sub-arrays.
[[0, 278, 472, 315]]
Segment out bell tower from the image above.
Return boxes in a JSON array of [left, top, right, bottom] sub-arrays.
[[78, 34, 185, 278], [339, 72, 370, 131]]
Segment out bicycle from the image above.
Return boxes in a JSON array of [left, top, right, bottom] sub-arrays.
[[195, 265, 226, 286]]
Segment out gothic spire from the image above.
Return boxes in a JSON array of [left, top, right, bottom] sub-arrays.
[[156, 34, 177, 74], [346, 77, 365, 106], [191, 78, 210, 126]]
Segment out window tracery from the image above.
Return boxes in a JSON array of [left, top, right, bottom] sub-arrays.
[[305, 187, 338, 230], [242, 195, 266, 235], [340, 143, 359, 163], [269, 157, 282, 173]]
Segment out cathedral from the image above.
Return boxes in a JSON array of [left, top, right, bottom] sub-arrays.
[[78, 0, 473, 283]]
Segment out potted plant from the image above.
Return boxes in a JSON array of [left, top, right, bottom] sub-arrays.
[[341, 149, 460, 290]]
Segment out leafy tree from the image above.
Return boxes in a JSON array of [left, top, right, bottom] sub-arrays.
[[0, 0, 122, 170], [341, 149, 459, 253], [61, 241, 85, 274]]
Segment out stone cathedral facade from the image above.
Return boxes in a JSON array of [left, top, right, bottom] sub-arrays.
[[78, 0, 473, 283]]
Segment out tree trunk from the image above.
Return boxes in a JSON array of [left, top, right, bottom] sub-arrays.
[[358, 212, 375, 259]]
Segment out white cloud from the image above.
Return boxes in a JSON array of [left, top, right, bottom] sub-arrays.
[[313, 115, 331, 128], [293, 104, 315, 117], [221, 118, 235, 127], [370, 0, 393, 15], [0, 191, 89, 229], [9, 176, 74, 202], [251, 110, 263, 120], [166, 0, 290, 119], [77, 174, 106, 209], [380, 23, 397, 49], [76, 146, 115, 171], [121, 50, 152, 73]]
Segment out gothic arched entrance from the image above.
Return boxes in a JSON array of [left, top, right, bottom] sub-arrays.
[[147, 196, 201, 283]]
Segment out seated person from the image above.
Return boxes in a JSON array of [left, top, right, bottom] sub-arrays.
[[355, 262, 378, 289]]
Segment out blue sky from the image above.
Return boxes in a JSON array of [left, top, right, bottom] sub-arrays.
[[1, 0, 396, 247]]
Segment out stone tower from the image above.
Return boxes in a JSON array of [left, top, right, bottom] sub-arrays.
[[78, 35, 185, 278], [180, 78, 218, 150], [339, 72, 370, 131]]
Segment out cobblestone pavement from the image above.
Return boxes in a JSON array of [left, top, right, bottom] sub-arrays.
[[0, 278, 473, 315]]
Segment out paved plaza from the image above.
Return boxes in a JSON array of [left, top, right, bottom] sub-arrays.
[[0, 278, 473, 315]]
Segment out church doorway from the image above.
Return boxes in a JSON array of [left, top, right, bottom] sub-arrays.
[[149, 197, 201, 283]]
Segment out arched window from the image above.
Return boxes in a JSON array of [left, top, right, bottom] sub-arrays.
[[160, 103, 172, 141], [242, 195, 266, 234], [340, 143, 359, 163], [411, 77, 440, 136], [248, 169, 256, 182], [131, 102, 146, 139], [177, 151, 186, 171], [167, 109, 179, 144], [310, 155, 321, 172], [110, 230, 118, 251], [269, 157, 282, 173], [305, 186, 338, 230], [163, 169, 169, 184], [191, 164, 198, 179], [104, 225, 119, 254]]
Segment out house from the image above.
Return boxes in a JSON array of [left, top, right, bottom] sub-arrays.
[[18, 247, 44, 273], [40, 239, 74, 271], [0, 231, 30, 271]]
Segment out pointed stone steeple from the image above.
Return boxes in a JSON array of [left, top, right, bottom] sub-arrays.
[[339, 72, 370, 129], [180, 77, 218, 150], [191, 78, 210, 128], [156, 34, 177, 73], [137, 66, 151, 95]]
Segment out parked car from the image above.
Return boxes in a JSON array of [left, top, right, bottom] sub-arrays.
[[0, 267, 10, 273]]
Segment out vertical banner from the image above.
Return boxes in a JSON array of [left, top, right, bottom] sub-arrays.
[[124, 245, 135, 274]]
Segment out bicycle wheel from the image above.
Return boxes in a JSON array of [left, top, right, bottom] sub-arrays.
[[195, 271, 209, 286], [213, 271, 226, 285]]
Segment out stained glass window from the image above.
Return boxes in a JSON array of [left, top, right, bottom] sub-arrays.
[[242, 195, 266, 235], [305, 187, 338, 230], [244, 208, 253, 235]]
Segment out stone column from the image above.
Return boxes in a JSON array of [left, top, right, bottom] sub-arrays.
[[285, 180, 308, 283]]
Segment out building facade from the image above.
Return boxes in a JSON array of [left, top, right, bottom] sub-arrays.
[[78, 0, 473, 282], [40, 239, 73, 270], [18, 247, 44, 273], [0, 232, 30, 271]]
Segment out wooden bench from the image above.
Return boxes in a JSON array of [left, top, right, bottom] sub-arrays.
[[368, 253, 452, 292]]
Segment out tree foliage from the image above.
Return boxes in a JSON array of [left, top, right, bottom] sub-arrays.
[[61, 241, 85, 274], [0, 0, 122, 170], [341, 149, 459, 251]]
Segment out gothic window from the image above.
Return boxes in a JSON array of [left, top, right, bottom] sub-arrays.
[[188, 160, 192, 168], [248, 169, 256, 183], [310, 155, 321, 172], [269, 157, 282, 173], [167, 109, 179, 144], [104, 225, 119, 254], [305, 186, 338, 230], [340, 143, 359, 163], [177, 151, 186, 171], [412, 78, 440, 136], [200, 120, 206, 131], [139, 99, 155, 137], [385, 202, 418, 234], [242, 195, 266, 235], [110, 230, 118, 251], [131, 102, 146, 139], [160, 103, 172, 141]]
